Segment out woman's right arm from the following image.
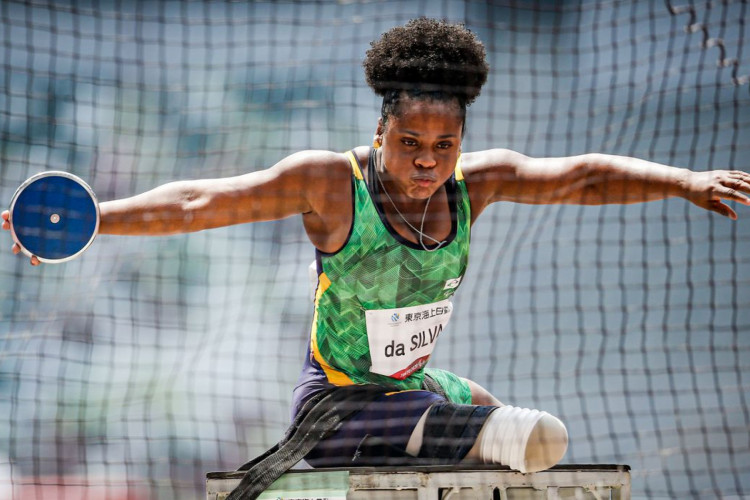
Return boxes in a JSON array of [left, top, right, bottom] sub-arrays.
[[3, 149, 347, 263], [99, 150, 342, 235]]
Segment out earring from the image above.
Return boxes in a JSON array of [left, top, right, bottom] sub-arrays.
[[373, 138, 381, 149]]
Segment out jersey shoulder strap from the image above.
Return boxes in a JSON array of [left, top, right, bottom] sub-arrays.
[[345, 150, 364, 180], [454, 154, 464, 181]]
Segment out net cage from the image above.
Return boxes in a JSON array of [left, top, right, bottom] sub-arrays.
[[1, 1, 749, 498]]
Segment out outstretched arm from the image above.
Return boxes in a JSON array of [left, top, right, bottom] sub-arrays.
[[3, 150, 349, 264], [462, 149, 750, 220], [98, 155, 312, 236]]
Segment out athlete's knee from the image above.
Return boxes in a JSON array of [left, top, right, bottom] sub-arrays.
[[470, 406, 568, 473], [465, 378, 503, 406]]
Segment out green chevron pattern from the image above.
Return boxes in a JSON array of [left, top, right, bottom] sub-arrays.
[[313, 167, 471, 392]]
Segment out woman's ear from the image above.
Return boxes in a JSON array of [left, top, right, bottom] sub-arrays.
[[373, 117, 384, 148]]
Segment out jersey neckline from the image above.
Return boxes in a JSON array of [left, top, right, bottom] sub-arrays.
[[362, 147, 459, 251]]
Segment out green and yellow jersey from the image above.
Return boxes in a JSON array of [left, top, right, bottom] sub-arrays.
[[293, 148, 473, 414]]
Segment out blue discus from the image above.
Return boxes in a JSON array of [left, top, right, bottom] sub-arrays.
[[9, 171, 99, 263]]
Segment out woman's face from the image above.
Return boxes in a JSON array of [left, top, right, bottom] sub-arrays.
[[376, 96, 463, 201]]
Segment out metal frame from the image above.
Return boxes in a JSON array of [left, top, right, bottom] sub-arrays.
[[206, 464, 631, 500]]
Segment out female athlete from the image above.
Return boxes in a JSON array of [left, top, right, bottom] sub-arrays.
[[3, 18, 750, 473]]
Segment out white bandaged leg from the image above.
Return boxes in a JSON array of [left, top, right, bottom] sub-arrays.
[[476, 406, 568, 473]]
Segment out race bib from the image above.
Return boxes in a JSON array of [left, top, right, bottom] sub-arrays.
[[365, 299, 453, 380]]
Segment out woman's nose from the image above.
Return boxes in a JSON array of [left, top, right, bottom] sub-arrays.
[[414, 152, 437, 168]]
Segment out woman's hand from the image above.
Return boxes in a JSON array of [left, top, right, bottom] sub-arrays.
[[2, 210, 40, 266], [682, 170, 750, 220]]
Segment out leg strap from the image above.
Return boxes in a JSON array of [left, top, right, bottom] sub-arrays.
[[226, 385, 385, 500], [417, 402, 496, 463]]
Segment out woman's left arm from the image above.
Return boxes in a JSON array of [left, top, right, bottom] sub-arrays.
[[462, 149, 750, 220]]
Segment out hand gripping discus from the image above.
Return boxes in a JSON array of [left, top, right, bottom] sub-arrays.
[[8, 171, 99, 263]]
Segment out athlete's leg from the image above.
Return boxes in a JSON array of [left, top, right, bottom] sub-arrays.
[[305, 390, 444, 467], [409, 375, 568, 473], [462, 405, 568, 473], [522, 411, 569, 472], [407, 375, 502, 455]]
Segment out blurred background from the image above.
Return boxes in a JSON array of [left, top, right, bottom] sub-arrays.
[[1, 1, 749, 498]]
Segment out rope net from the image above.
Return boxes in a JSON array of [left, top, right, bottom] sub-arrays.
[[1, 1, 748, 498]]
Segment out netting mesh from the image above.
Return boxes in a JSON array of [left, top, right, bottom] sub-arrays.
[[1, 1, 749, 498]]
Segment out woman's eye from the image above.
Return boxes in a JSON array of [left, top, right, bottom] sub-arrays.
[[401, 138, 417, 146], [437, 142, 453, 149]]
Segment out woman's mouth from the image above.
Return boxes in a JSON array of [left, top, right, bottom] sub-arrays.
[[412, 176, 436, 187]]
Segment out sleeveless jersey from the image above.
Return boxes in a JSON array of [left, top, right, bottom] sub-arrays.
[[306, 148, 471, 392]]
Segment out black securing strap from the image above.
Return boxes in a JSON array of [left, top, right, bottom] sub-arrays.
[[417, 403, 496, 463], [421, 373, 449, 400], [226, 384, 385, 500]]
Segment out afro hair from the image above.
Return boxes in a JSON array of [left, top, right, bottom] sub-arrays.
[[364, 18, 489, 106]]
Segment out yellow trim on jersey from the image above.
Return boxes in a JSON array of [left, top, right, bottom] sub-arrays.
[[310, 271, 355, 386], [454, 154, 464, 181], [346, 151, 363, 180], [384, 389, 422, 396]]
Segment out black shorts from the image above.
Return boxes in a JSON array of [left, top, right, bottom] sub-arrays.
[[304, 389, 445, 467]]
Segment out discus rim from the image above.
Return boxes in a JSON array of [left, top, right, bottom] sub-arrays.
[[9, 170, 100, 264]]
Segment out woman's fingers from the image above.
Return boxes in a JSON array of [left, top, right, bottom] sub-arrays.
[[6, 221, 40, 265], [718, 173, 750, 204], [708, 199, 738, 220], [11, 244, 40, 265], [688, 171, 750, 217]]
